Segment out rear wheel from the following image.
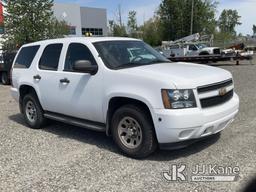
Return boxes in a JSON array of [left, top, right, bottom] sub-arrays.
[[22, 93, 46, 129], [199, 51, 210, 56], [111, 105, 157, 158], [199, 52, 210, 64], [1, 72, 9, 85]]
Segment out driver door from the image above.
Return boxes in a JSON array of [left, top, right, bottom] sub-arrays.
[[187, 45, 199, 56], [56, 42, 104, 123]]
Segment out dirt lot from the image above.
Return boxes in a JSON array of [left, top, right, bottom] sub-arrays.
[[0, 64, 256, 192]]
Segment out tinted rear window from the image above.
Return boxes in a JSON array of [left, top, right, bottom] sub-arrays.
[[14, 46, 40, 68]]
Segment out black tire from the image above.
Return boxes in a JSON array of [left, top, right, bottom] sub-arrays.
[[1, 72, 10, 85], [111, 105, 157, 158], [22, 92, 46, 129], [199, 51, 210, 56], [199, 52, 210, 64]]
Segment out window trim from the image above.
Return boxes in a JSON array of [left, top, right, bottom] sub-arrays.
[[63, 42, 98, 73], [38, 43, 63, 71]]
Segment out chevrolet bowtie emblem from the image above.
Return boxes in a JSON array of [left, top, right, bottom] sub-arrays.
[[219, 87, 227, 96]]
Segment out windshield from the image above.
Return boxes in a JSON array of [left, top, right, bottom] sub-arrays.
[[196, 43, 207, 49], [93, 40, 170, 69]]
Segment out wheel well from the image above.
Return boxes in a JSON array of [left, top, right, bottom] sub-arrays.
[[19, 85, 38, 113], [199, 51, 210, 55], [106, 97, 154, 136]]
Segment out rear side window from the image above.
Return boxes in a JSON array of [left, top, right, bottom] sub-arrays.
[[14, 46, 40, 68], [39, 44, 63, 71]]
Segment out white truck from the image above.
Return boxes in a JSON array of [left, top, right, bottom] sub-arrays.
[[162, 43, 221, 58], [11, 37, 239, 158]]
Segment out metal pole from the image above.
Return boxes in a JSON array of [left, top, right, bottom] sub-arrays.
[[190, 0, 194, 35], [118, 4, 122, 26]]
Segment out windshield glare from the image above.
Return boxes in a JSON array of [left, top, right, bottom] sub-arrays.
[[197, 43, 207, 49], [93, 41, 169, 69]]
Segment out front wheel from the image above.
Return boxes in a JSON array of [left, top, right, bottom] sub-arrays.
[[111, 105, 157, 158]]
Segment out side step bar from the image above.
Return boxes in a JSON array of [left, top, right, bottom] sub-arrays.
[[44, 112, 106, 132]]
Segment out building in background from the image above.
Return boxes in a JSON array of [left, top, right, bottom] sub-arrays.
[[53, 3, 108, 37], [0, 1, 108, 51]]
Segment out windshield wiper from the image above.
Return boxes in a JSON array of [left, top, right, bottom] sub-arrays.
[[146, 60, 171, 64], [115, 63, 145, 69], [115, 60, 170, 70]]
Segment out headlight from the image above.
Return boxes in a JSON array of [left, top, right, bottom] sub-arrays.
[[161, 89, 197, 109]]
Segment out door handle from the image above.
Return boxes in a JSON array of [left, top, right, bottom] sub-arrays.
[[60, 78, 70, 84], [33, 75, 41, 80]]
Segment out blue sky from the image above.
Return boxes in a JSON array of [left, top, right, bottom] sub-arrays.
[[55, 0, 256, 35]]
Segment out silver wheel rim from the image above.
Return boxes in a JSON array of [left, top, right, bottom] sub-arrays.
[[117, 117, 143, 149], [25, 101, 37, 123]]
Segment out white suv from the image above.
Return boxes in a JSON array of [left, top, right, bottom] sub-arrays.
[[11, 37, 239, 158]]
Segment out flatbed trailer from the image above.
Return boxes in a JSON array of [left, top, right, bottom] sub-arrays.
[[168, 54, 253, 64]]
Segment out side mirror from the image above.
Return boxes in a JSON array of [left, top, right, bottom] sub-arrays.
[[73, 60, 98, 75]]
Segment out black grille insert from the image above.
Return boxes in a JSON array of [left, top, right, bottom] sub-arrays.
[[198, 79, 233, 93], [200, 90, 234, 108], [213, 49, 221, 55]]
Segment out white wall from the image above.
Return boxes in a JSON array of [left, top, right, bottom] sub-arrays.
[[53, 3, 82, 36]]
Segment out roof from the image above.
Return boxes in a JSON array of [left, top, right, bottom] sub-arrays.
[[22, 37, 141, 47]]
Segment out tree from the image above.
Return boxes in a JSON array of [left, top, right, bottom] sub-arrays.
[[108, 20, 114, 36], [47, 18, 69, 39], [216, 9, 241, 47], [3, 0, 69, 48], [157, 0, 217, 41], [113, 24, 127, 37], [127, 11, 138, 37], [109, 4, 127, 37], [218, 9, 241, 35], [253, 25, 256, 35], [141, 17, 162, 46], [192, 0, 217, 35]]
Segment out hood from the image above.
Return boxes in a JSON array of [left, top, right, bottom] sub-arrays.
[[119, 62, 232, 89]]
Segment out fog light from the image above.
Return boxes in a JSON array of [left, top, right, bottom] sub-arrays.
[[179, 129, 194, 139]]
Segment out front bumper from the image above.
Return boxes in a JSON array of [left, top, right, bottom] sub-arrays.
[[10, 87, 19, 102], [152, 93, 239, 145]]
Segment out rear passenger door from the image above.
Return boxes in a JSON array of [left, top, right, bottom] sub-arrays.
[[35, 43, 65, 113], [12, 46, 40, 88]]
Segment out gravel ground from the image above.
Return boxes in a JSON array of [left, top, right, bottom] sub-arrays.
[[0, 64, 256, 192]]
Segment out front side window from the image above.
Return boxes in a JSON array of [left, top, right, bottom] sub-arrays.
[[64, 43, 96, 72], [39, 44, 63, 71], [14, 45, 40, 68], [93, 41, 169, 69], [189, 45, 198, 51]]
